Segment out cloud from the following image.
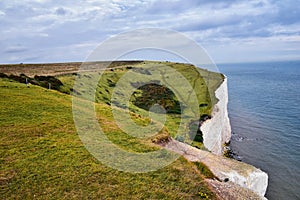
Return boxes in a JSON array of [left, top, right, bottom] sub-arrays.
[[145, 0, 240, 15], [203, 34, 300, 63], [271, 0, 300, 25], [3, 46, 28, 54], [173, 1, 278, 35], [0, 0, 299, 63], [55, 7, 67, 16]]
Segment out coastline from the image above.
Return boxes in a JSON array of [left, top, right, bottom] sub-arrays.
[[200, 77, 231, 155], [218, 61, 300, 199], [161, 138, 268, 199], [195, 76, 268, 198]]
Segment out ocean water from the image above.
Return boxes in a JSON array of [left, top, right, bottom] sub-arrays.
[[218, 61, 300, 200]]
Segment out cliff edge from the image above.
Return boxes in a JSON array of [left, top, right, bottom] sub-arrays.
[[162, 139, 268, 199], [168, 75, 268, 198], [201, 77, 231, 155]]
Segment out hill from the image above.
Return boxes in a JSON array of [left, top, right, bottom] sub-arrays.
[[0, 61, 223, 199]]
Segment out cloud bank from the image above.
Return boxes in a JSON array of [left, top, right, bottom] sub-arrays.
[[0, 0, 299, 63]]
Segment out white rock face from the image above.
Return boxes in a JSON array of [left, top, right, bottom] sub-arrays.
[[163, 139, 269, 198], [161, 74, 269, 198], [201, 77, 231, 155], [220, 169, 269, 197], [248, 170, 269, 197]]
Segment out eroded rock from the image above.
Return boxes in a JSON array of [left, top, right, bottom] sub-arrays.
[[201, 77, 232, 155], [161, 139, 268, 198]]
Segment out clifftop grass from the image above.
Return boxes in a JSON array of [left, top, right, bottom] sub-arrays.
[[0, 78, 216, 199], [0, 61, 223, 199]]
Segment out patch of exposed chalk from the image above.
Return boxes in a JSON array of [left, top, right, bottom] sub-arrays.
[[220, 170, 268, 197]]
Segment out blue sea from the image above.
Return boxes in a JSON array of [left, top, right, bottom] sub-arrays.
[[218, 61, 300, 200]]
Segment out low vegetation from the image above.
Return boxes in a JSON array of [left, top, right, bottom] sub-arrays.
[[0, 61, 223, 199], [193, 162, 216, 179]]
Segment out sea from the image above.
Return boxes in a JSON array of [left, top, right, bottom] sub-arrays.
[[217, 61, 300, 200]]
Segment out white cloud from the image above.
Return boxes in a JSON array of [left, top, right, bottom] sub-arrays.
[[203, 34, 300, 63], [0, 0, 299, 63]]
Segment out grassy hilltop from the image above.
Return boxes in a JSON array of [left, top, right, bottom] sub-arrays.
[[0, 61, 223, 199]]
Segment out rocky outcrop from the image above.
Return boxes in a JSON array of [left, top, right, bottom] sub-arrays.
[[201, 77, 231, 155], [162, 139, 268, 198]]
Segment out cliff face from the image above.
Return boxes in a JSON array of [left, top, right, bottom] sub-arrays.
[[193, 76, 268, 197], [163, 139, 269, 198], [201, 77, 231, 155]]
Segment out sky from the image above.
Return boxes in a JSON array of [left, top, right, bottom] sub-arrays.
[[0, 0, 299, 64]]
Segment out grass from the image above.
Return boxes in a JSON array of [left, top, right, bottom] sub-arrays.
[[0, 61, 224, 199], [56, 61, 224, 143], [0, 78, 216, 199], [193, 162, 216, 179]]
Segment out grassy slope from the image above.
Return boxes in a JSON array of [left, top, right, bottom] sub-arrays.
[[0, 78, 216, 199], [56, 61, 223, 115], [56, 61, 223, 144]]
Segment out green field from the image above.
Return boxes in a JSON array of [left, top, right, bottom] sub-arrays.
[[0, 61, 223, 199]]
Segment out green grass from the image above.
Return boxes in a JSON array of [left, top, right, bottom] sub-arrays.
[[0, 61, 223, 199], [193, 162, 216, 180], [56, 61, 224, 143], [0, 78, 216, 199], [1, 61, 224, 147]]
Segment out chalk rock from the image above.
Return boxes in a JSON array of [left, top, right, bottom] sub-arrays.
[[162, 139, 268, 198], [201, 77, 231, 155]]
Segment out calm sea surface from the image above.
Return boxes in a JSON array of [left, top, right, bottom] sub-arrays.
[[218, 61, 300, 200]]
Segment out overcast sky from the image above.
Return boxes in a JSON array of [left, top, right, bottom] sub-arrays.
[[0, 0, 299, 64]]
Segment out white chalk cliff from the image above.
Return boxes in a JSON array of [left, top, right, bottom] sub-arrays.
[[201, 77, 232, 155], [163, 139, 269, 199], [164, 76, 269, 198]]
